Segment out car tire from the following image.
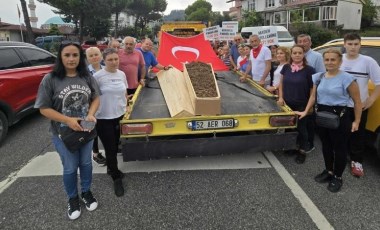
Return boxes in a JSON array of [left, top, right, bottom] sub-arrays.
[[0, 111, 8, 145]]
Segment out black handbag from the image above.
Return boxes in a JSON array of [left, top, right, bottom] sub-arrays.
[[315, 73, 347, 130], [315, 110, 340, 129], [59, 128, 97, 152]]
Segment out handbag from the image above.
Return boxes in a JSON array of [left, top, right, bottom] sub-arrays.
[[314, 73, 347, 130], [315, 110, 340, 129], [59, 127, 97, 152]]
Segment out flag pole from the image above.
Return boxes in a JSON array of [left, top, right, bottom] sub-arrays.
[[17, 4, 24, 42]]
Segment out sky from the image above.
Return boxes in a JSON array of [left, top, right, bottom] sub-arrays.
[[0, 0, 232, 28]]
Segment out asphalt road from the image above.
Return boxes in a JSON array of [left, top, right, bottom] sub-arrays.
[[0, 112, 380, 230]]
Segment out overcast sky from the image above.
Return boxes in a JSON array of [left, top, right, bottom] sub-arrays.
[[0, 0, 232, 27]]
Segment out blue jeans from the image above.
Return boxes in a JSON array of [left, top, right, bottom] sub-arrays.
[[52, 135, 93, 199]]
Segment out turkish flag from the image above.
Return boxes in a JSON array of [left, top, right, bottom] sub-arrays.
[[156, 32, 229, 72]]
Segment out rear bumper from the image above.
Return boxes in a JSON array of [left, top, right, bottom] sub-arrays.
[[122, 131, 297, 161]]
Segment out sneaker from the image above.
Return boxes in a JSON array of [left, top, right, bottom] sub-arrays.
[[114, 178, 124, 197], [67, 196, 81, 220], [327, 176, 343, 193], [295, 152, 306, 164], [92, 152, 106, 165], [351, 161, 364, 177], [314, 170, 333, 183], [81, 191, 98, 211]]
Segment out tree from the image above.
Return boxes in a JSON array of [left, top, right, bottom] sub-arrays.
[[20, 0, 34, 44], [110, 0, 130, 38], [184, 0, 212, 21], [48, 24, 61, 35], [240, 9, 263, 28], [38, 0, 112, 41], [126, 0, 167, 37], [210, 11, 232, 27], [361, 0, 378, 28]]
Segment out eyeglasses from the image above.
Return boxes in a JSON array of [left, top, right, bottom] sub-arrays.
[[234, 39, 241, 41], [124, 42, 134, 45]]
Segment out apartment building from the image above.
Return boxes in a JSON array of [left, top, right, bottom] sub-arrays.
[[228, 0, 368, 30]]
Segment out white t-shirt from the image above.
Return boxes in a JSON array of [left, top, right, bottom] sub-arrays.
[[93, 69, 128, 119], [236, 55, 245, 69], [249, 46, 272, 82], [273, 64, 285, 87], [341, 54, 380, 107]]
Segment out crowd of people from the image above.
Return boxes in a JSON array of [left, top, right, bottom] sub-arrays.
[[34, 32, 380, 220], [214, 32, 380, 193]]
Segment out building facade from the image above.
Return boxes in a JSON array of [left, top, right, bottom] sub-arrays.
[[228, 0, 372, 30]]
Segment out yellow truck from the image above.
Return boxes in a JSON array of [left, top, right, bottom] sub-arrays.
[[119, 71, 298, 161], [157, 21, 207, 44]]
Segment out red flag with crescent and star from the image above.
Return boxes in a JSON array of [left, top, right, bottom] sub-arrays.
[[156, 32, 229, 72]]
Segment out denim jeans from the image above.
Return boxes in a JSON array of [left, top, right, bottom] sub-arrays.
[[52, 135, 93, 199]]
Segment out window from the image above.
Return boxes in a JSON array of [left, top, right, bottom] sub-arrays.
[[322, 6, 337, 20], [248, 0, 256, 11], [19, 48, 56, 66], [304, 7, 319, 22], [0, 48, 24, 70], [265, 0, 275, 8], [290, 9, 303, 23], [274, 11, 287, 24]]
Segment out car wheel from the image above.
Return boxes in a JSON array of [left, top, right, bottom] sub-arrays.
[[0, 111, 8, 145]]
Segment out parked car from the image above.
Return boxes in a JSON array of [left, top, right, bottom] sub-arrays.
[[0, 41, 56, 145], [313, 38, 380, 157], [81, 40, 108, 52], [35, 35, 65, 50]]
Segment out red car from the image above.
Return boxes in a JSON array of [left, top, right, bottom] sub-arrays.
[[0, 41, 56, 145], [81, 40, 108, 52]]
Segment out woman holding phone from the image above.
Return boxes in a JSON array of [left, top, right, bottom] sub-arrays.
[[93, 48, 128, 197]]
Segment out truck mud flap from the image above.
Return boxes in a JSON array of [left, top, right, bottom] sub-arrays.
[[122, 131, 297, 161]]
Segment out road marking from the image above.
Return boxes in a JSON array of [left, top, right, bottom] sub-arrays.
[[264, 151, 334, 230], [0, 151, 271, 194]]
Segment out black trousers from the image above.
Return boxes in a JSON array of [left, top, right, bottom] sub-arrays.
[[96, 115, 123, 180], [317, 105, 351, 177], [348, 109, 368, 163]]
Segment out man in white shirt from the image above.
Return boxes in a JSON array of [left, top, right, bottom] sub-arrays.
[[243, 35, 271, 87], [341, 33, 380, 177]]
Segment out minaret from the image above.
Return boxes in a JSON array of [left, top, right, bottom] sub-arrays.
[[28, 0, 38, 28]]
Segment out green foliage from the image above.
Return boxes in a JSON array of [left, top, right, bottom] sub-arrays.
[[186, 8, 210, 21], [127, 0, 167, 37], [83, 17, 111, 40], [359, 26, 380, 36], [184, 0, 212, 16], [240, 10, 263, 27], [210, 11, 232, 26], [48, 24, 61, 35], [292, 22, 338, 47], [361, 0, 378, 28]]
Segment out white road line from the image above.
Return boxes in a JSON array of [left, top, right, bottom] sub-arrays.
[[264, 151, 334, 230], [0, 151, 271, 194]]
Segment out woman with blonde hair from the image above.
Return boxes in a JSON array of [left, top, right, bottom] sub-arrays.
[[86, 47, 106, 165], [266, 46, 290, 94], [296, 48, 361, 192]]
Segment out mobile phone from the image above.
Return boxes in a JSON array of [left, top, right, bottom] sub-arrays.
[[80, 120, 96, 130]]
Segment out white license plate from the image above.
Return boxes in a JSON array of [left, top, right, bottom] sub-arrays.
[[191, 119, 234, 130]]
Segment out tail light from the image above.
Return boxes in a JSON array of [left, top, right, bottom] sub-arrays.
[[121, 123, 153, 135], [269, 115, 297, 127]]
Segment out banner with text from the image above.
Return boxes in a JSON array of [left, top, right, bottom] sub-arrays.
[[203, 26, 220, 41], [219, 21, 238, 41], [256, 26, 278, 46]]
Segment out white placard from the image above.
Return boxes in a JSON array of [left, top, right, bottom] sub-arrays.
[[256, 26, 278, 46], [203, 26, 220, 40], [222, 21, 238, 33]]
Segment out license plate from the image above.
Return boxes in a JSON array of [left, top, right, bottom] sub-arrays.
[[191, 119, 234, 130]]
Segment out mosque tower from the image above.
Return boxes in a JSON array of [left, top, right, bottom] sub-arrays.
[[28, 0, 38, 28]]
